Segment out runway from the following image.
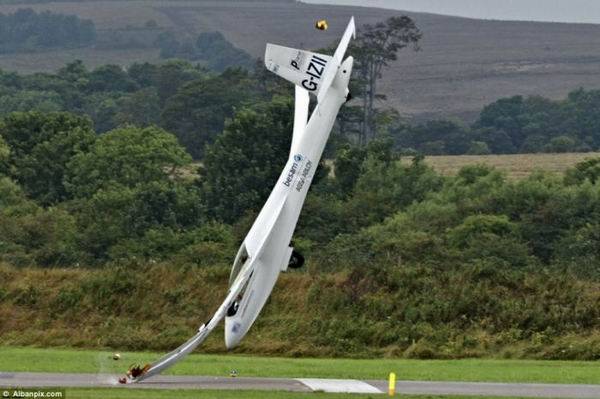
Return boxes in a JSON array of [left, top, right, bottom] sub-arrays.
[[1, 372, 600, 398]]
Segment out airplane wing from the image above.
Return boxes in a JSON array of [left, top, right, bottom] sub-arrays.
[[126, 263, 255, 383], [130, 186, 289, 383]]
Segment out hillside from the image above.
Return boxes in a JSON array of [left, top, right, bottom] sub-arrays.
[[0, 1, 599, 121]]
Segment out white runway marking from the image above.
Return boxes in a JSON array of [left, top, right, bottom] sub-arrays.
[[297, 378, 383, 393]]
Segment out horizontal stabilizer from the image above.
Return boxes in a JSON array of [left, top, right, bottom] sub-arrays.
[[265, 44, 333, 96]]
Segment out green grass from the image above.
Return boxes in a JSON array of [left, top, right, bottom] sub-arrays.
[[59, 389, 541, 399], [1, 347, 599, 385]]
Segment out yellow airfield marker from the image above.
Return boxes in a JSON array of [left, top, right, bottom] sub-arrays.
[[388, 372, 396, 396]]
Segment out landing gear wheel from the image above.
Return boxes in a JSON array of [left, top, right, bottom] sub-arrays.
[[288, 250, 305, 269]]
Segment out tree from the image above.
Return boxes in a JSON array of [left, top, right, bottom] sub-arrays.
[[399, 120, 471, 155], [0, 135, 9, 175], [81, 92, 120, 133], [0, 202, 80, 266], [350, 16, 421, 144], [0, 90, 63, 114], [66, 125, 192, 198], [346, 142, 442, 228], [562, 88, 600, 149], [148, 60, 206, 104], [474, 95, 562, 153], [554, 224, 600, 278], [194, 31, 254, 72], [154, 31, 181, 59], [87, 65, 138, 93], [200, 97, 294, 223], [127, 62, 158, 88], [333, 144, 367, 197], [65, 125, 200, 262], [447, 214, 530, 268], [564, 157, 600, 185], [70, 179, 203, 262], [467, 141, 491, 155], [0, 111, 95, 205], [0, 9, 96, 54], [113, 87, 161, 127], [161, 67, 261, 158], [544, 135, 577, 153]]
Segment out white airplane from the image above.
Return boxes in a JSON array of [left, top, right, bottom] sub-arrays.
[[120, 17, 355, 384]]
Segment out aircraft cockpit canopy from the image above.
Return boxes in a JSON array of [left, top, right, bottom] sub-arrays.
[[229, 244, 249, 287]]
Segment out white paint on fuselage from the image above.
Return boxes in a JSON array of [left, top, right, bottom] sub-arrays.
[[225, 57, 354, 349]]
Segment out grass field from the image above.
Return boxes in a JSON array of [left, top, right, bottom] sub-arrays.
[[1, 347, 599, 385], [404, 152, 600, 179]]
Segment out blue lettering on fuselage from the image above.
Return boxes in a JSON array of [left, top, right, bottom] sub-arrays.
[[283, 154, 304, 187], [283, 162, 298, 187]]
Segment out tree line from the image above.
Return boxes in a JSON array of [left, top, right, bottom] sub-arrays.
[[0, 8, 96, 53], [393, 90, 600, 155], [0, 104, 599, 280], [155, 31, 255, 72], [2, 60, 600, 161]]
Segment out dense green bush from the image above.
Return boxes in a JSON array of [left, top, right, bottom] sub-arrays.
[[0, 111, 95, 205]]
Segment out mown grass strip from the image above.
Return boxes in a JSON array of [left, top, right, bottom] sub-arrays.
[[1, 347, 598, 385]]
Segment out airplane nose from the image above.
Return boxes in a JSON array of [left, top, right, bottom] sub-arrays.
[[225, 320, 243, 349]]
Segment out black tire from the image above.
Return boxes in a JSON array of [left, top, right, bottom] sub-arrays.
[[288, 250, 305, 269]]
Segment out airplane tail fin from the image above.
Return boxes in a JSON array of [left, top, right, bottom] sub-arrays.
[[265, 17, 355, 102]]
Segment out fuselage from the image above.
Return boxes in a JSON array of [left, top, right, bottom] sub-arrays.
[[224, 57, 354, 349]]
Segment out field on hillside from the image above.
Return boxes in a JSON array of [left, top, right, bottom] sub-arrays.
[[1, 1, 600, 120], [408, 152, 600, 179]]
